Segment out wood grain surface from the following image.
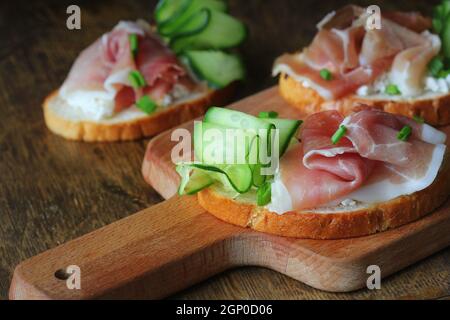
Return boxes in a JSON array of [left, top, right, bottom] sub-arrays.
[[8, 191, 450, 299], [0, 0, 448, 300]]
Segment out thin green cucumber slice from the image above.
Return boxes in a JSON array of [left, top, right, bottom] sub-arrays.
[[261, 118, 302, 156], [183, 50, 245, 88], [162, 7, 211, 42], [194, 121, 253, 164], [191, 163, 253, 193], [177, 165, 214, 195], [251, 163, 266, 187], [170, 9, 247, 53], [204, 107, 275, 161], [155, 0, 192, 25], [204, 107, 273, 131], [159, 0, 227, 37]]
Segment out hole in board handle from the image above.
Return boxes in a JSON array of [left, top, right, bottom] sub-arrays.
[[54, 268, 70, 280]]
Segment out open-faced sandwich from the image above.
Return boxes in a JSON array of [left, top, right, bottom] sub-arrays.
[[176, 107, 449, 239], [273, 3, 450, 126], [45, 0, 246, 141]]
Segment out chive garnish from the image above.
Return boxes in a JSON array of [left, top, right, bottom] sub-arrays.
[[320, 68, 333, 81], [397, 125, 412, 141], [385, 84, 401, 95], [129, 34, 139, 57], [136, 95, 157, 114], [258, 111, 278, 119], [428, 56, 444, 77], [438, 69, 450, 78], [331, 125, 347, 145], [128, 70, 147, 88], [256, 181, 272, 206], [413, 115, 425, 123]]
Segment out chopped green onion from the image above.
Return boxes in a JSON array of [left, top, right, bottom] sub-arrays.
[[258, 111, 278, 119], [129, 34, 139, 57], [128, 70, 147, 89], [413, 115, 425, 124], [256, 181, 272, 206], [320, 68, 333, 81], [136, 95, 157, 114], [331, 125, 347, 145], [438, 69, 450, 78], [429, 57, 444, 77], [397, 125, 412, 141], [385, 84, 401, 95]]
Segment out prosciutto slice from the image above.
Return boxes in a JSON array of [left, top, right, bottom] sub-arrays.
[[60, 21, 191, 113], [273, 6, 439, 100], [278, 110, 446, 210]]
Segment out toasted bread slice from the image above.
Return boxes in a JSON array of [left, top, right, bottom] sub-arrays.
[[43, 85, 235, 142], [279, 73, 450, 126], [197, 153, 450, 239]]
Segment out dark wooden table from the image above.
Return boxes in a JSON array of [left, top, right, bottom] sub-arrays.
[[0, 0, 448, 300]]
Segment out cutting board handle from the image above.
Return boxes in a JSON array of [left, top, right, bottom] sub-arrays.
[[9, 196, 246, 299]]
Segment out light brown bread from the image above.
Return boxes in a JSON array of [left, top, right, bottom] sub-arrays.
[[197, 154, 450, 240], [279, 73, 450, 126], [43, 85, 235, 142]]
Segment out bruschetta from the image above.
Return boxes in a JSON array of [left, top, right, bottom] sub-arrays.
[[176, 107, 449, 239], [272, 3, 450, 126]]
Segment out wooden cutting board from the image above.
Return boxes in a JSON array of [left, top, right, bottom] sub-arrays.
[[9, 87, 450, 299]]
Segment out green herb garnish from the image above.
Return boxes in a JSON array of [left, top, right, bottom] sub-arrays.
[[331, 125, 347, 145], [128, 70, 147, 89], [413, 115, 425, 124], [429, 56, 444, 77], [320, 68, 333, 81], [136, 95, 157, 114], [258, 111, 279, 119], [256, 181, 272, 206], [397, 125, 412, 141], [438, 69, 450, 78], [385, 84, 401, 95], [129, 34, 139, 57]]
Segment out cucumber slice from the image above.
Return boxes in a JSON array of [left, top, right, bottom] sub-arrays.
[[192, 163, 252, 193], [204, 107, 273, 131], [155, 0, 192, 25], [170, 9, 247, 53], [187, 108, 300, 195], [194, 121, 255, 164], [177, 165, 214, 195], [204, 107, 275, 163], [183, 50, 245, 88], [159, 0, 227, 37], [261, 118, 302, 156], [162, 8, 211, 42], [251, 163, 266, 187]]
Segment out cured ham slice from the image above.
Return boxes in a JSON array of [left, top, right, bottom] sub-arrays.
[[359, 18, 425, 65], [303, 27, 365, 72], [273, 53, 391, 100], [390, 31, 441, 96], [273, 7, 439, 100], [317, 5, 365, 30], [278, 110, 446, 210], [60, 21, 191, 113], [383, 11, 432, 33]]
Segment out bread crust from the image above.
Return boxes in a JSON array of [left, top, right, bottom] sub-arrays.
[[279, 74, 450, 126], [43, 85, 235, 142], [197, 155, 450, 239]]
